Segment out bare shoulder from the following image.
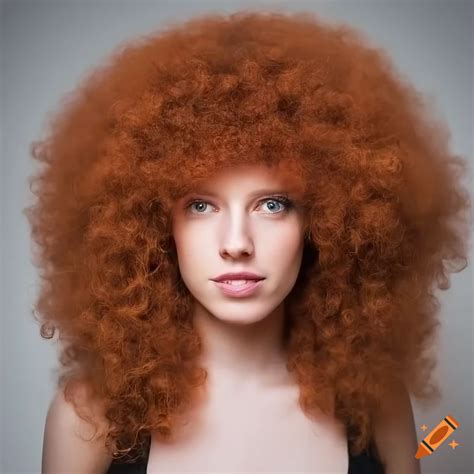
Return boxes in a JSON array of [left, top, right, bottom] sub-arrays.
[[42, 384, 114, 474], [372, 382, 421, 474]]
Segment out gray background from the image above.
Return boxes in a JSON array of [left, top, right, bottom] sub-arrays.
[[1, 1, 472, 473]]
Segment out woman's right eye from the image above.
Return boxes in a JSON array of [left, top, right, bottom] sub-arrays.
[[187, 200, 214, 214]]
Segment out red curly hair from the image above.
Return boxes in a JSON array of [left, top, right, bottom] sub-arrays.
[[25, 10, 471, 461]]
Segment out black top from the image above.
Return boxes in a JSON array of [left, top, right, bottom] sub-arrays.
[[107, 435, 385, 474]]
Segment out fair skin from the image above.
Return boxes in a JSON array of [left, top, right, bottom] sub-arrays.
[[373, 381, 421, 474], [42, 163, 420, 473], [170, 163, 305, 391], [42, 384, 114, 474], [146, 163, 350, 472]]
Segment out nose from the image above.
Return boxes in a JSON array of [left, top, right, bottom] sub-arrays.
[[219, 215, 254, 259]]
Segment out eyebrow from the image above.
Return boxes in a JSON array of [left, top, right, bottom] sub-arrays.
[[188, 189, 291, 198]]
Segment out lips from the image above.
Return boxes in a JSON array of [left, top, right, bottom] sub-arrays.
[[210, 272, 265, 282], [212, 279, 264, 297]]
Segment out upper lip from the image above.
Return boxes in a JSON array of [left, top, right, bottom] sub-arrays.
[[211, 272, 265, 282]]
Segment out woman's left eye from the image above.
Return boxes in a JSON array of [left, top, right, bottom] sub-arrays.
[[258, 198, 291, 213], [186, 197, 293, 215]]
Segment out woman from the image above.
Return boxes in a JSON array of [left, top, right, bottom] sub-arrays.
[[29, 10, 470, 474]]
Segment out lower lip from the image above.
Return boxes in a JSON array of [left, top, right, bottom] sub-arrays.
[[212, 279, 264, 297]]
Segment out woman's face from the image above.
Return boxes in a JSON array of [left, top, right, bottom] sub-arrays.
[[171, 164, 305, 325]]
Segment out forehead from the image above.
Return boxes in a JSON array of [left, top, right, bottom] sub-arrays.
[[186, 163, 305, 196], [201, 165, 284, 187]]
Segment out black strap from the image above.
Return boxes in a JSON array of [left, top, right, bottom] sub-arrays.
[[106, 436, 150, 474], [347, 438, 385, 474], [107, 434, 385, 474]]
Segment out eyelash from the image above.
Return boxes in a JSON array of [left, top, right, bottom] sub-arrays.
[[185, 196, 294, 215]]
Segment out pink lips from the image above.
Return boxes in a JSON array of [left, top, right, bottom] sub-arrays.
[[213, 279, 264, 297]]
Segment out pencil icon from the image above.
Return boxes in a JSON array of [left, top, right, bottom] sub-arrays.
[[415, 414, 459, 459]]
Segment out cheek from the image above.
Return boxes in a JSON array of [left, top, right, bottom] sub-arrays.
[[173, 225, 213, 268], [261, 224, 304, 263]]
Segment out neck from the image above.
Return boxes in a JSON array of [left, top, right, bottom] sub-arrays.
[[193, 301, 290, 391]]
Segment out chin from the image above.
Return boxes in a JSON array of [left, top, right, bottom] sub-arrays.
[[210, 302, 279, 324]]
